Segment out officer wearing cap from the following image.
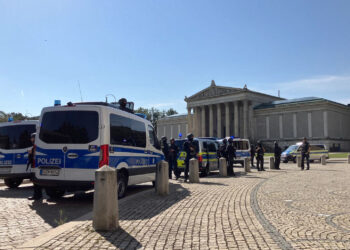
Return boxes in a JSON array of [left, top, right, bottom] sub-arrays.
[[274, 141, 282, 170], [300, 137, 310, 170], [226, 138, 236, 176], [183, 133, 197, 182], [27, 133, 43, 200]]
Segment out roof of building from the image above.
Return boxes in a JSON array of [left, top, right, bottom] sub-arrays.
[[254, 97, 348, 110]]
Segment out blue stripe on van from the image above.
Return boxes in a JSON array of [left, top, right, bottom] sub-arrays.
[[0, 151, 29, 166], [36, 146, 164, 170]]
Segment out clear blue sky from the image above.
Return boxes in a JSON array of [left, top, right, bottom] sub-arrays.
[[1, 0, 350, 116]]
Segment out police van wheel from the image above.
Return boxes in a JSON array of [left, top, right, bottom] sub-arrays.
[[45, 187, 65, 199], [4, 178, 23, 188], [117, 172, 128, 199]]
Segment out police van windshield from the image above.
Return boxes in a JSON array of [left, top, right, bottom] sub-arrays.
[[39, 111, 99, 144], [233, 140, 249, 150], [0, 124, 36, 150], [284, 145, 298, 153]]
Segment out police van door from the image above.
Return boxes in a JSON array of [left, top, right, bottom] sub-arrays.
[[37, 109, 100, 181]]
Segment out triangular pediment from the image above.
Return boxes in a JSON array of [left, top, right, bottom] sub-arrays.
[[186, 85, 242, 102]]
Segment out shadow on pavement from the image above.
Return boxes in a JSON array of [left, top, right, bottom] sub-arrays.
[[97, 227, 142, 249], [119, 182, 190, 221], [0, 184, 33, 199]]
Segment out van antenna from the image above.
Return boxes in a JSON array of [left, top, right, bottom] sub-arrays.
[[278, 90, 280, 98], [78, 80, 83, 102]]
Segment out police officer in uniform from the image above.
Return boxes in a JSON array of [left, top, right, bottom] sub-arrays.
[[183, 133, 197, 182], [250, 144, 256, 168], [219, 138, 228, 160], [168, 138, 179, 179], [274, 141, 282, 170], [301, 137, 310, 170], [256, 141, 265, 171], [161, 136, 169, 162], [27, 133, 43, 200], [226, 138, 236, 176]]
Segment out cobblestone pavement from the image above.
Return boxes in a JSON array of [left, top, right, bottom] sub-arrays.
[[0, 182, 152, 249], [28, 161, 350, 250]]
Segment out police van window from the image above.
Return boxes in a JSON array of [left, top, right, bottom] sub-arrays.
[[175, 139, 186, 151], [208, 142, 217, 152], [110, 114, 146, 148], [0, 125, 36, 149], [148, 125, 160, 149], [39, 111, 98, 144], [310, 145, 325, 151]]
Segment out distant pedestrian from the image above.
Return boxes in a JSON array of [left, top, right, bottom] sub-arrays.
[[274, 141, 282, 170], [256, 141, 265, 171], [168, 138, 179, 179], [226, 138, 236, 176], [250, 144, 256, 168], [27, 133, 43, 200], [300, 137, 310, 170], [183, 133, 197, 182]]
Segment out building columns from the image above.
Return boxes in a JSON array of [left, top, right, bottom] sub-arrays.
[[243, 100, 248, 138], [201, 106, 206, 137], [225, 103, 230, 137], [217, 104, 222, 138], [234, 101, 239, 137], [187, 108, 192, 134], [209, 105, 214, 137]]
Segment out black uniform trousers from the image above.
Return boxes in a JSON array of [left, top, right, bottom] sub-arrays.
[[256, 155, 264, 170], [168, 159, 178, 178], [301, 153, 310, 170], [274, 156, 281, 169]]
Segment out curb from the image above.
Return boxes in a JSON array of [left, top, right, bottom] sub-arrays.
[[17, 211, 92, 249], [17, 186, 156, 249]]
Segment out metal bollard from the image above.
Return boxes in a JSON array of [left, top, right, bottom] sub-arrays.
[[219, 158, 227, 177], [93, 165, 119, 231], [270, 157, 275, 170], [321, 155, 327, 165], [156, 160, 169, 196], [297, 155, 302, 168], [244, 157, 251, 172], [189, 158, 200, 183]]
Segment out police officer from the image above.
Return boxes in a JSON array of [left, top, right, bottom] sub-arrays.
[[27, 133, 43, 200], [250, 144, 256, 168], [274, 141, 282, 170], [301, 137, 310, 170], [219, 138, 228, 159], [118, 98, 127, 110], [256, 141, 265, 171], [161, 136, 169, 162], [168, 138, 179, 179], [183, 133, 197, 182], [226, 138, 236, 176]]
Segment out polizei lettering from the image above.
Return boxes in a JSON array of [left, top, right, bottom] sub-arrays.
[[37, 158, 62, 165]]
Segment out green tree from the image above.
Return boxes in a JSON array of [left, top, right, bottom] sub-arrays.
[[166, 108, 178, 116]]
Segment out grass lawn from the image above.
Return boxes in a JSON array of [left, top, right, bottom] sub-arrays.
[[263, 152, 349, 158]]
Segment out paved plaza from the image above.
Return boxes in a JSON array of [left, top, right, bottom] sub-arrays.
[[6, 159, 348, 250]]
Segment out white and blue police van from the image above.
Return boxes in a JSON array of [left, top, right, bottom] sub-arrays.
[[217, 137, 251, 166], [0, 120, 38, 188], [33, 101, 164, 199]]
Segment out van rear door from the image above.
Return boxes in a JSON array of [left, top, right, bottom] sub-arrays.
[[37, 107, 100, 181]]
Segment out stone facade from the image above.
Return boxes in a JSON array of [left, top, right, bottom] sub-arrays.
[[157, 81, 350, 151]]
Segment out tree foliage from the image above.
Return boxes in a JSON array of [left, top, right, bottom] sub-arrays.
[[0, 111, 39, 122], [134, 107, 178, 128]]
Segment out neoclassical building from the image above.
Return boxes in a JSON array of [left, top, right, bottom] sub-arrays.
[[157, 81, 350, 151]]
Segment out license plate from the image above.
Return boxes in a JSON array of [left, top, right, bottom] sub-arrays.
[[41, 169, 60, 176], [0, 167, 11, 174]]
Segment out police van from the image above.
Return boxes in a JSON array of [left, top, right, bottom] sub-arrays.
[[175, 138, 219, 176], [0, 120, 38, 188], [33, 101, 164, 199], [217, 138, 251, 166], [281, 142, 329, 163]]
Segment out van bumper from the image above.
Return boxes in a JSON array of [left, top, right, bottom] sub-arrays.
[[32, 177, 94, 191], [0, 173, 32, 179]]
